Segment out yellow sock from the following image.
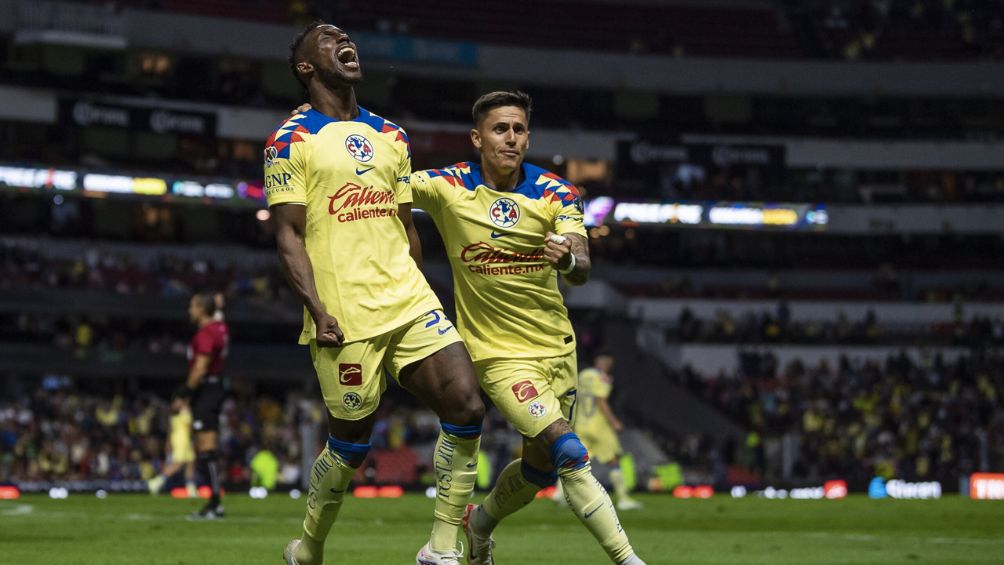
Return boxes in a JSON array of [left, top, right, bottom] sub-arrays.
[[610, 468, 629, 501], [478, 459, 542, 532], [560, 463, 635, 563], [295, 448, 356, 565], [430, 427, 481, 552]]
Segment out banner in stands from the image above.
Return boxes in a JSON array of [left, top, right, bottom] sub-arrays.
[[730, 480, 847, 500], [59, 99, 217, 136], [969, 473, 1004, 500], [585, 200, 828, 231], [1, 163, 825, 225], [616, 140, 786, 184], [0, 165, 76, 191], [868, 477, 942, 499]]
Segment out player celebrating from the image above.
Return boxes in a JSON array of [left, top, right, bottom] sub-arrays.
[[180, 291, 229, 519], [410, 92, 647, 565], [270, 22, 484, 565], [147, 395, 197, 497], [556, 352, 642, 511]]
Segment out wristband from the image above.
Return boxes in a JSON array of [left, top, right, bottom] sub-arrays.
[[559, 252, 577, 275]]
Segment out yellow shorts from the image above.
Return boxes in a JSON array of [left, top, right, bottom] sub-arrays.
[[311, 310, 463, 421], [476, 351, 577, 438], [578, 426, 622, 464], [169, 443, 195, 465]]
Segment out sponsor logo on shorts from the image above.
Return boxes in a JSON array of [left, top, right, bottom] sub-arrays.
[[338, 363, 363, 386], [511, 380, 539, 403], [342, 392, 362, 411], [528, 400, 547, 418]]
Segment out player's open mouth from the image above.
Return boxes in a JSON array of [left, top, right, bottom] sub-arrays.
[[337, 46, 359, 69]]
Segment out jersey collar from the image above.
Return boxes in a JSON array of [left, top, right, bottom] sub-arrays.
[[466, 161, 545, 200]]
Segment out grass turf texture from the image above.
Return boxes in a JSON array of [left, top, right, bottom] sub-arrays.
[[2, 494, 1003, 564]]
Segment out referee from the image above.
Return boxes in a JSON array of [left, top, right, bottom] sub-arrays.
[[180, 291, 230, 520]]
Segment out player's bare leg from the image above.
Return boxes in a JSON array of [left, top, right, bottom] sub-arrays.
[[399, 342, 485, 563], [468, 419, 646, 565], [608, 455, 642, 511], [290, 413, 376, 565], [147, 460, 182, 495], [184, 461, 197, 497]]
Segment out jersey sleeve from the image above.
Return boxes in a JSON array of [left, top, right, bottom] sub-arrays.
[[553, 191, 587, 238], [410, 170, 443, 213], [263, 134, 308, 207], [394, 134, 413, 205]]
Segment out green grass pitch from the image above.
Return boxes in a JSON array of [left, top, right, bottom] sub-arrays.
[[2, 493, 1003, 564]]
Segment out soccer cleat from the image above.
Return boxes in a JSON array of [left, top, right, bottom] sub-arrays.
[[415, 541, 464, 565], [616, 497, 643, 511], [186, 504, 224, 521], [283, 539, 323, 565], [283, 539, 301, 565], [462, 504, 495, 565], [147, 476, 165, 495]]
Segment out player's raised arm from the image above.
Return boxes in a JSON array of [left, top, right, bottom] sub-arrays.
[[544, 231, 592, 286], [273, 203, 344, 346]]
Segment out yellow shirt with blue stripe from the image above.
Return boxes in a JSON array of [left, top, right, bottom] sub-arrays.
[[410, 161, 586, 362], [263, 107, 441, 344]]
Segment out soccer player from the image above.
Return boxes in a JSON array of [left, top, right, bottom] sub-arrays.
[[180, 291, 229, 519], [269, 22, 484, 565], [555, 352, 642, 511], [146, 396, 197, 497], [410, 92, 647, 565]]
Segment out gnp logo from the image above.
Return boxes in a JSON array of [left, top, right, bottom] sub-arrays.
[[264, 145, 278, 167], [511, 380, 539, 403], [489, 198, 520, 228], [264, 172, 292, 189], [338, 363, 362, 386], [345, 134, 375, 162]]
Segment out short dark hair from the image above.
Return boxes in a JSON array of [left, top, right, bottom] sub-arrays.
[[471, 90, 532, 127], [289, 20, 327, 88], [192, 291, 217, 317]]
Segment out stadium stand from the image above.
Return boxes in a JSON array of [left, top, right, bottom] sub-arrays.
[[1, 0, 1003, 500]]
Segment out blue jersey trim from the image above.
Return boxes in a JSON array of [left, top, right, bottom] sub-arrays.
[[439, 161, 581, 208]]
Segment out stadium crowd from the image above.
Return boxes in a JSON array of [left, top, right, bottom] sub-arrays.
[[0, 239, 286, 300], [0, 384, 530, 490], [685, 351, 1004, 482], [671, 305, 1004, 347], [0, 388, 312, 487]]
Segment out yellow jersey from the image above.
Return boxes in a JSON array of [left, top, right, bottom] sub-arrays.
[[264, 107, 441, 344], [573, 367, 614, 434], [410, 161, 586, 362], [169, 409, 193, 453]]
